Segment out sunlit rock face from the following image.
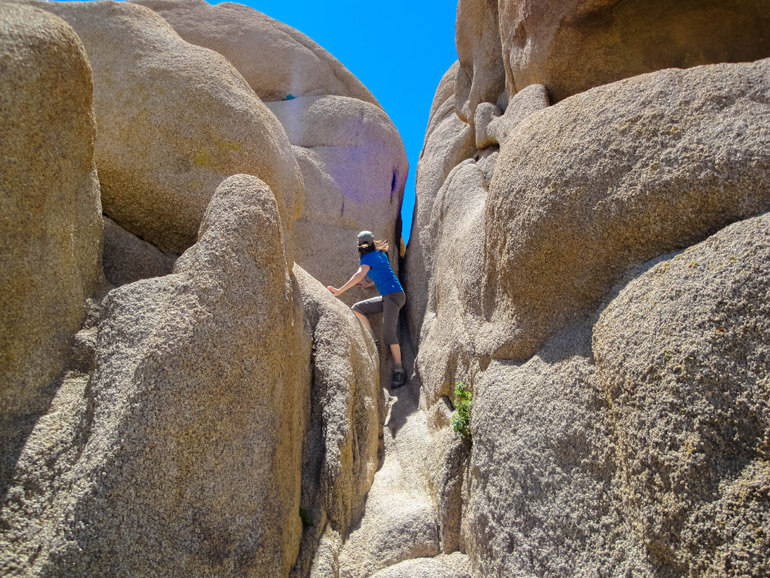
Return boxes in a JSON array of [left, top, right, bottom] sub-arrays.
[[292, 266, 382, 577], [0, 173, 383, 576], [9, 0, 405, 291], [0, 3, 103, 457], [481, 60, 770, 362], [497, 0, 770, 103], [13, 0, 303, 260], [266, 95, 407, 291], [405, 0, 770, 575], [36, 175, 308, 576], [403, 61, 475, 347], [134, 0, 381, 105], [0, 2, 391, 575], [592, 213, 770, 576], [135, 0, 408, 296], [454, 0, 505, 124], [4, 0, 769, 575]]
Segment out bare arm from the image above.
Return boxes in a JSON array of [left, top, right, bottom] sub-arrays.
[[327, 265, 371, 297]]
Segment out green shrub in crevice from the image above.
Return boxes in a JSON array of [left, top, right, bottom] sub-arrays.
[[451, 381, 472, 439]]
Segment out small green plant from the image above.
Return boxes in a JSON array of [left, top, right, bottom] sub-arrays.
[[299, 507, 313, 529], [451, 382, 472, 439]]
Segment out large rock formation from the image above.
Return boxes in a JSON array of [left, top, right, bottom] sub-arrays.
[[132, 0, 407, 295], [267, 95, 407, 290], [593, 213, 770, 575], [0, 2, 392, 573], [462, 213, 770, 575], [1, 174, 384, 576], [455, 0, 505, 123], [133, 0, 380, 105], [403, 61, 475, 344], [0, 3, 103, 464], [21, 0, 303, 256], [402, 2, 770, 577], [465, 323, 633, 575], [411, 59, 770, 404], [405, 68, 770, 576], [4, 0, 770, 575], [482, 59, 770, 362], [292, 266, 381, 576], [2, 175, 310, 575], [498, 0, 770, 102], [13, 0, 405, 296]]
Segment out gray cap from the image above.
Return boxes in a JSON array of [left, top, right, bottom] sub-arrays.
[[357, 230, 374, 247]]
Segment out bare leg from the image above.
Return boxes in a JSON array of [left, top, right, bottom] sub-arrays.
[[353, 310, 373, 333], [389, 343, 402, 366]]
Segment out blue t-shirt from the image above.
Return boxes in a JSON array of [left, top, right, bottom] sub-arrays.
[[361, 250, 403, 295]]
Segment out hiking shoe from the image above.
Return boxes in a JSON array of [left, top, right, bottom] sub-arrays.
[[391, 368, 406, 389]]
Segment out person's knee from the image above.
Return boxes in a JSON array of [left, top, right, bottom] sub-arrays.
[[352, 308, 368, 323]]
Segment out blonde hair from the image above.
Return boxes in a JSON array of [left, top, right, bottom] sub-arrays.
[[374, 240, 389, 253], [358, 239, 390, 257]]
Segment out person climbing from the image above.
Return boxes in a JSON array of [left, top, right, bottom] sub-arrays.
[[327, 231, 407, 389]]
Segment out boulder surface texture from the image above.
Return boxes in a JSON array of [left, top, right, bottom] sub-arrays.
[[403, 1, 770, 576], [498, 0, 770, 102], [482, 59, 770, 362], [133, 0, 407, 296], [3, 0, 770, 576], [25, 0, 303, 255], [0, 3, 103, 465], [3, 175, 310, 575]]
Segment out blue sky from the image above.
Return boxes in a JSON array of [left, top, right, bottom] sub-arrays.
[[229, 0, 459, 244]]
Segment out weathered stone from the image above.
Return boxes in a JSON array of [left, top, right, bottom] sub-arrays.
[[415, 152, 495, 406], [455, 0, 505, 122], [457, 213, 770, 576], [423, 424, 470, 554], [0, 3, 103, 434], [27, 0, 302, 255], [369, 552, 473, 577], [292, 266, 381, 576], [338, 386, 440, 577], [465, 322, 645, 576], [482, 59, 770, 362], [427, 60, 462, 124], [498, 0, 770, 101], [134, 0, 379, 106], [308, 526, 342, 577], [266, 95, 407, 291], [486, 83, 549, 145], [417, 64, 477, 217], [102, 216, 175, 287], [404, 62, 475, 344], [7, 175, 309, 575], [0, 2, 404, 575], [0, 370, 93, 577], [400, 7, 770, 578], [593, 212, 770, 575], [474, 102, 502, 149], [128, 0, 405, 289]]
